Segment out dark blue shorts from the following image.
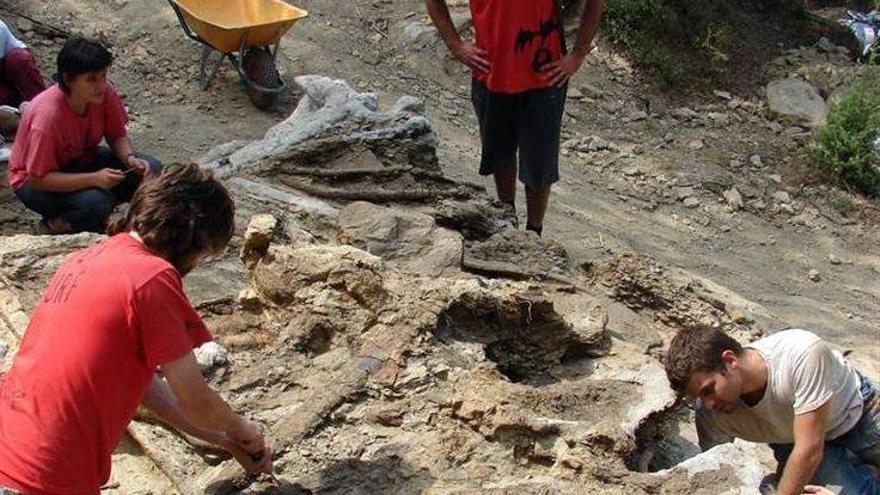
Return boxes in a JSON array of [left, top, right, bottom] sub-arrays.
[[471, 78, 566, 189]]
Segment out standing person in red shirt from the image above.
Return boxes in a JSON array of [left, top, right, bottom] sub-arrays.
[[427, 0, 605, 236], [0, 163, 273, 495], [8, 36, 161, 235]]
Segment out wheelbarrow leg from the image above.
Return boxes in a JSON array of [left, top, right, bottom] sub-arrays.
[[199, 45, 224, 90]]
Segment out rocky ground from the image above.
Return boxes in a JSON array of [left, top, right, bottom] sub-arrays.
[[0, 0, 878, 494]]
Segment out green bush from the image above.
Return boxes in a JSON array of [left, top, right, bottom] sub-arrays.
[[809, 68, 880, 197], [600, 0, 804, 87]]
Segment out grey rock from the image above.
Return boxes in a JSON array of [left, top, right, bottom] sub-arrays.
[[337, 201, 463, 277], [671, 107, 699, 120], [653, 441, 767, 495], [828, 254, 842, 265], [749, 154, 763, 167], [202, 76, 438, 178], [683, 197, 701, 208], [808, 269, 821, 282], [400, 22, 438, 49], [766, 78, 828, 127], [676, 186, 696, 200], [688, 139, 704, 150], [771, 191, 791, 203], [723, 187, 744, 210], [0, 340, 7, 359], [628, 110, 649, 121]]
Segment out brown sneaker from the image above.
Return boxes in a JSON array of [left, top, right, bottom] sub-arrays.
[[36, 218, 73, 235]]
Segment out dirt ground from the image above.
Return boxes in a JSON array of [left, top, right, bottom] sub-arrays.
[[0, 0, 878, 493]]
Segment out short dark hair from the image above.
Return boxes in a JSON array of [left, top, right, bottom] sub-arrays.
[[108, 163, 235, 275], [57, 37, 113, 92], [665, 326, 743, 395]]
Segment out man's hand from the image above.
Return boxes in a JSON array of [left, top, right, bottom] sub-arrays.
[[219, 432, 273, 474], [802, 486, 836, 495], [544, 52, 586, 87], [229, 419, 266, 457], [126, 155, 150, 177], [452, 41, 491, 73], [91, 168, 125, 190]]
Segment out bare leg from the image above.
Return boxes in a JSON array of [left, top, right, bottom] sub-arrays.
[[493, 165, 517, 204], [525, 184, 551, 235]]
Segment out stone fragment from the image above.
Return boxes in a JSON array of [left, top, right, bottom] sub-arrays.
[[766, 78, 828, 127], [723, 188, 744, 210], [771, 191, 791, 203], [240, 214, 278, 265], [337, 201, 462, 277], [808, 269, 821, 282]]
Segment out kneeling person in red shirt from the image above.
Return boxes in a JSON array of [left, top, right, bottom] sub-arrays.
[[8, 37, 162, 235], [0, 163, 272, 495]]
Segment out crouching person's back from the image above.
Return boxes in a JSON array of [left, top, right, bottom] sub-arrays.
[[0, 163, 272, 494]]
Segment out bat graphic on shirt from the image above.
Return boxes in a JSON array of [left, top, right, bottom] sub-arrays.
[[514, 17, 560, 72]]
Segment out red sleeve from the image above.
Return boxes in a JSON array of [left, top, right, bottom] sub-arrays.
[[103, 85, 128, 143], [133, 269, 213, 369], [21, 129, 61, 179]]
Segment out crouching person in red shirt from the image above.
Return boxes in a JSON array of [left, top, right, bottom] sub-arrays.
[[0, 163, 273, 494], [8, 36, 161, 235]]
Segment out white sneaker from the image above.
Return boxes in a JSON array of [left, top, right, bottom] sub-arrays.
[[0, 148, 11, 163]]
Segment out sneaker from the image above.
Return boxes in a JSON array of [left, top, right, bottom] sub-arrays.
[[36, 218, 73, 235], [0, 147, 10, 163]]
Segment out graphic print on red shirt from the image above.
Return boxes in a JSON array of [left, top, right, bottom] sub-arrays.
[[470, 0, 564, 93], [0, 234, 212, 495]]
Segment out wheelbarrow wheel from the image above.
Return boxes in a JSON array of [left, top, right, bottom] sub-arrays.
[[242, 48, 284, 110]]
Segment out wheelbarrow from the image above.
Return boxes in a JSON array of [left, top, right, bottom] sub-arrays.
[[166, 0, 308, 109]]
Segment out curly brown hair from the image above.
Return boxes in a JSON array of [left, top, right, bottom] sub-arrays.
[[108, 163, 234, 275], [665, 326, 743, 395]]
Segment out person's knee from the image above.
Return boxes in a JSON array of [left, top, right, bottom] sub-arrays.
[[77, 189, 115, 218], [3, 48, 35, 71], [139, 154, 163, 176]]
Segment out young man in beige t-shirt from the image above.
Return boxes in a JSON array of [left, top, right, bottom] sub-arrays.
[[666, 327, 880, 495]]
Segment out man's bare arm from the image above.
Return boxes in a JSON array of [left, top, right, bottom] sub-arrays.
[[425, 0, 490, 73], [546, 0, 607, 87], [777, 401, 830, 495]]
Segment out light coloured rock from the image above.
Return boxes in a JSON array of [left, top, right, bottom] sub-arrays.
[[771, 191, 791, 203], [828, 254, 842, 265], [808, 269, 821, 282], [194, 342, 228, 372], [201, 76, 438, 178], [687, 139, 704, 150], [240, 214, 278, 264], [337, 201, 463, 277], [654, 441, 768, 495], [400, 22, 438, 50], [766, 78, 828, 127], [749, 154, 763, 167], [676, 187, 696, 200], [683, 197, 701, 208], [723, 187, 744, 210]]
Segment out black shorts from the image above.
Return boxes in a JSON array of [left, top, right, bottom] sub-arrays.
[[471, 78, 566, 189]]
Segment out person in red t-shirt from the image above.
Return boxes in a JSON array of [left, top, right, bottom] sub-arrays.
[[8, 37, 162, 235], [0, 163, 273, 495], [427, 0, 605, 236]]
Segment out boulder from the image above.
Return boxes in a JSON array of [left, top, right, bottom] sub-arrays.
[[766, 78, 828, 127], [337, 201, 463, 277], [201, 76, 439, 178]]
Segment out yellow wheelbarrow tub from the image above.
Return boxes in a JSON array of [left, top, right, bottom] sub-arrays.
[[169, 0, 308, 54]]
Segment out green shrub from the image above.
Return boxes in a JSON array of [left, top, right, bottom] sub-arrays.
[[809, 68, 880, 197], [600, 0, 804, 88]]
